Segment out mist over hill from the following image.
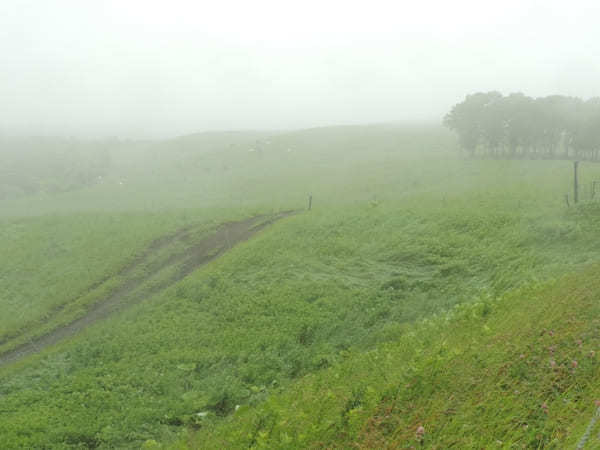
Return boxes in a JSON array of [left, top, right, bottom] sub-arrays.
[[3, 1, 600, 448]]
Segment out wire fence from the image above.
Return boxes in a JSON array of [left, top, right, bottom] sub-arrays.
[[566, 180, 600, 206]]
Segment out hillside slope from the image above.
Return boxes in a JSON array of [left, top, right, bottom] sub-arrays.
[[2, 125, 600, 448], [0, 213, 293, 366], [187, 263, 600, 449]]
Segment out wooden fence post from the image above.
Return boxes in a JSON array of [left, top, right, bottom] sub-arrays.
[[574, 161, 579, 204]]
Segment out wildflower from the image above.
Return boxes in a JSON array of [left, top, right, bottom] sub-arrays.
[[550, 359, 557, 368], [519, 354, 525, 359], [576, 339, 583, 347], [416, 425, 425, 440], [595, 400, 600, 407], [541, 402, 549, 413], [572, 360, 578, 369], [549, 330, 554, 337]]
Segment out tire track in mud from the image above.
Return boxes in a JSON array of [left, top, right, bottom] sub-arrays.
[[0, 223, 200, 349], [0, 211, 297, 368]]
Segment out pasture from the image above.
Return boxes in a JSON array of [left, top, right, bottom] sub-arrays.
[[1, 124, 600, 448]]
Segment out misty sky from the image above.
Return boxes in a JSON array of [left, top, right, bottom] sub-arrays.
[[2, 0, 600, 138]]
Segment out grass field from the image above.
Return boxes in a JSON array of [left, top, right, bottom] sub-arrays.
[[1, 124, 600, 448], [190, 256, 600, 449]]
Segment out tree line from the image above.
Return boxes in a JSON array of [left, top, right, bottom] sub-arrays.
[[444, 92, 600, 160]]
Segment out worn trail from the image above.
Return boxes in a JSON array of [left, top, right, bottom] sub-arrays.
[[0, 212, 296, 368]]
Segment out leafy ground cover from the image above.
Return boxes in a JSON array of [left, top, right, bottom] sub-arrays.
[[1, 125, 600, 448], [0, 214, 286, 363], [186, 249, 600, 449], [0, 212, 196, 349]]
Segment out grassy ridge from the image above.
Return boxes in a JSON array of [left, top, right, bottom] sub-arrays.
[[0, 136, 111, 199], [0, 125, 450, 216], [189, 252, 600, 449]]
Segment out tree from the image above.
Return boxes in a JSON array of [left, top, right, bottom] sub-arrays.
[[444, 92, 600, 161]]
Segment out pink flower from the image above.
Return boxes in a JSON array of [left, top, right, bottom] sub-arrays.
[[550, 360, 557, 368], [572, 360, 578, 368], [595, 400, 600, 407], [549, 330, 554, 337], [541, 402, 549, 413]]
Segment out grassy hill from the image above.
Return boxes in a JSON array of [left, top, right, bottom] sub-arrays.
[[1, 124, 600, 448], [186, 256, 600, 449], [0, 136, 112, 199]]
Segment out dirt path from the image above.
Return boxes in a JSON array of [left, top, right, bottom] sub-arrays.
[[0, 211, 297, 368]]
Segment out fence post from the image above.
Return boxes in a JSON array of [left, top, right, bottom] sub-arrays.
[[574, 161, 579, 204]]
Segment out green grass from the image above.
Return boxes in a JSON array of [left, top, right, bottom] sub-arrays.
[[0, 124, 453, 343], [0, 136, 110, 199], [188, 248, 600, 449], [1, 124, 600, 448], [188, 266, 600, 449], [0, 212, 196, 346], [0, 125, 451, 216]]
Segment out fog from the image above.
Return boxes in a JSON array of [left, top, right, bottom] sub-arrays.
[[2, 0, 600, 139]]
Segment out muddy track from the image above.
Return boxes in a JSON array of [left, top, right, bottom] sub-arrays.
[[0, 223, 202, 348], [0, 211, 297, 368]]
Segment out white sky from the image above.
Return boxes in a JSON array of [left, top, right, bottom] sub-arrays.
[[2, 0, 600, 138]]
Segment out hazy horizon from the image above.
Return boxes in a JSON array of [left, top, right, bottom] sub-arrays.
[[3, 0, 600, 139]]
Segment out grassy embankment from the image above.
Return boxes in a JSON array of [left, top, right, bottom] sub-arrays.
[[187, 239, 600, 448]]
